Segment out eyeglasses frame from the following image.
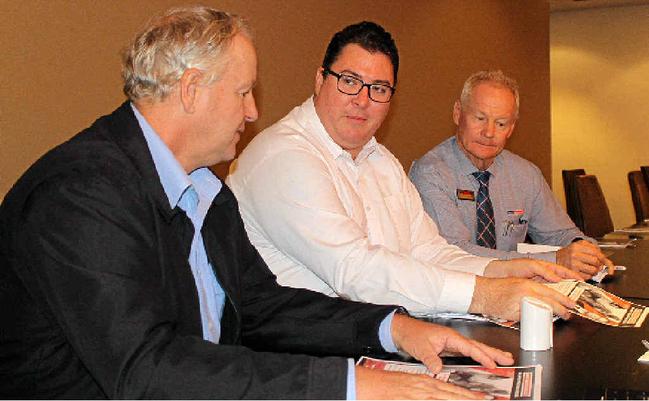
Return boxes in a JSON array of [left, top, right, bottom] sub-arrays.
[[322, 68, 396, 103]]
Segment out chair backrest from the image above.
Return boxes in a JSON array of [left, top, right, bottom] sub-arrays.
[[628, 170, 649, 224], [562, 169, 586, 228], [642, 166, 649, 190], [574, 174, 614, 238]]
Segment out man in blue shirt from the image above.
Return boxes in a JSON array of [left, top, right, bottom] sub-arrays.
[[0, 6, 514, 399], [410, 70, 613, 279]]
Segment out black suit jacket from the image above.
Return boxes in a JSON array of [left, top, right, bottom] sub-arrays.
[[0, 103, 395, 399]]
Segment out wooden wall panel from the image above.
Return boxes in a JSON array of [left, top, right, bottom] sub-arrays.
[[0, 1, 550, 198]]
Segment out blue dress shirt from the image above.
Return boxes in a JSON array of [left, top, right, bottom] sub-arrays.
[[133, 105, 225, 343]]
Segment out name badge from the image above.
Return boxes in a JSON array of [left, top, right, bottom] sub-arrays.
[[456, 189, 475, 201]]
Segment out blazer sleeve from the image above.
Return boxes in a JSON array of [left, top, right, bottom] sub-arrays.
[[7, 169, 390, 399]]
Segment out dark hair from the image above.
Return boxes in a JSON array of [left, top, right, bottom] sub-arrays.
[[322, 21, 399, 86]]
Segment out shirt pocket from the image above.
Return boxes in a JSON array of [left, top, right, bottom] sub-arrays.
[[503, 221, 527, 243], [500, 219, 529, 251]]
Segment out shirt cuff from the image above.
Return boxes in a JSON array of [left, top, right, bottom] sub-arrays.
[[378, 309, 399, 353], [348, 310, 399, 399], [346, 358, 356, 400], [437, 270, 477, 313]]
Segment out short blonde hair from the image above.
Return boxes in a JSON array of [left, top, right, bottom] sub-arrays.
[[460, 70, 519, 118], [121, 6, 251, 102]]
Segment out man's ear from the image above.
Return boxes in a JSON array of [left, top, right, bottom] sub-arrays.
[[506, 120, 517, 139], [452, 100, 462, 126], [179, 68, 204, 113], [314, 67, 325, 96]]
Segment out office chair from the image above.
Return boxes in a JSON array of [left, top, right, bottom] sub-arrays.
[[629, 170, 649, 225], [641, 166, 649, 190], [574, 174, 614, 238], [562, 169, 586, 228]]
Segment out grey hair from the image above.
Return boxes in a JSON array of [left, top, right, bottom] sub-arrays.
[[121, 6, 251, 102], [460, 70, 520, 118]]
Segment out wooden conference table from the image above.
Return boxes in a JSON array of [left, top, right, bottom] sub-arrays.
[[432, 239, 649, 399], [601, 236, 649, 300]]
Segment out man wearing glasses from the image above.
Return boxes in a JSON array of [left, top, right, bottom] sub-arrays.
[[1, 9, 517, 399], [227, 22, 580, 322]]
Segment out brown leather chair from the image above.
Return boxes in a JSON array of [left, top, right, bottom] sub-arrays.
[[629, 170, 649, 225], [642, 166, 649, 190], [562, 169, 586, 228], [574, 174, 614, 238]]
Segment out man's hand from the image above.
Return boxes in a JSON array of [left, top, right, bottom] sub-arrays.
[[556, 240, 614, 279], [484, 258, 583, 282], [355, 314, 514, 399], [356, 365, 490, 400], [476, 259, 580, 320], [469, 276, 577, 321], [390, 314, 514, 373]]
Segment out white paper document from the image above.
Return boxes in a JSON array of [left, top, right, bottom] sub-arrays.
[[639, 350, 649, 364], [597, 239, 635, 249], [516, 243, 560, 253], [615, 227, 649, 234]]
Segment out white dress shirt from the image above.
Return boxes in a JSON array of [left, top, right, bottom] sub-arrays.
[[227, 97, 493, 314]]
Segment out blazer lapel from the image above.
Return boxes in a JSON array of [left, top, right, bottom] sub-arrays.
[[202, 186, 243, 343], [105, 102, 178, 222]]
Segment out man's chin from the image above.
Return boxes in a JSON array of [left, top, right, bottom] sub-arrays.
[[210, 149, 237, 166], [341, 127, 374, 144]]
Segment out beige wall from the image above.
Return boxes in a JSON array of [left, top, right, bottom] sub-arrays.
[[550, 5, 649, 228], [1, 1, 550, 199]]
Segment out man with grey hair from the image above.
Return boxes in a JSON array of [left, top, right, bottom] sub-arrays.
[[0, 7, 516, 399], [409, 70, 613, 279]]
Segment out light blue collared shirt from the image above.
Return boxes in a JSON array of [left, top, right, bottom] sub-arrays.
[[133, 104, 225, 343], [132, 103, 397, 399]]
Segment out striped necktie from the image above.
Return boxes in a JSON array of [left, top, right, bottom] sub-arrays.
[[472, 171, 496, 249]]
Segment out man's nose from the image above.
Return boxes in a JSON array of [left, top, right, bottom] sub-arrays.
[[483, 121, 496, 137], [352, 85, 371, 107], [245, 93, 259, 122]]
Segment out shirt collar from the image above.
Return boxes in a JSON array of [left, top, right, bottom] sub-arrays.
[[355, 136, 378, 163], [131, 103, 222, 210], [298, 96, 379, 164]]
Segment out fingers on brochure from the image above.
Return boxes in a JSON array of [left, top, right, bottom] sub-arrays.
[[591, 266, 626, 283]]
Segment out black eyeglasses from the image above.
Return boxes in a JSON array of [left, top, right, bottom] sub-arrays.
[[322, 68, 395, 103]]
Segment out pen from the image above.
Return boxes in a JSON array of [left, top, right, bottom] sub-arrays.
[[642, 339, 649, 351]]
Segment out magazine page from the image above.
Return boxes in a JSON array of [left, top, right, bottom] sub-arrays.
[[417, 281, 647, 329], [357, 357, 542, 400], [546, 280, 648, 327]]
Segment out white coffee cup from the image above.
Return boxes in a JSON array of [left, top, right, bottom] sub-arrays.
[[520, 296, 553, 351]]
